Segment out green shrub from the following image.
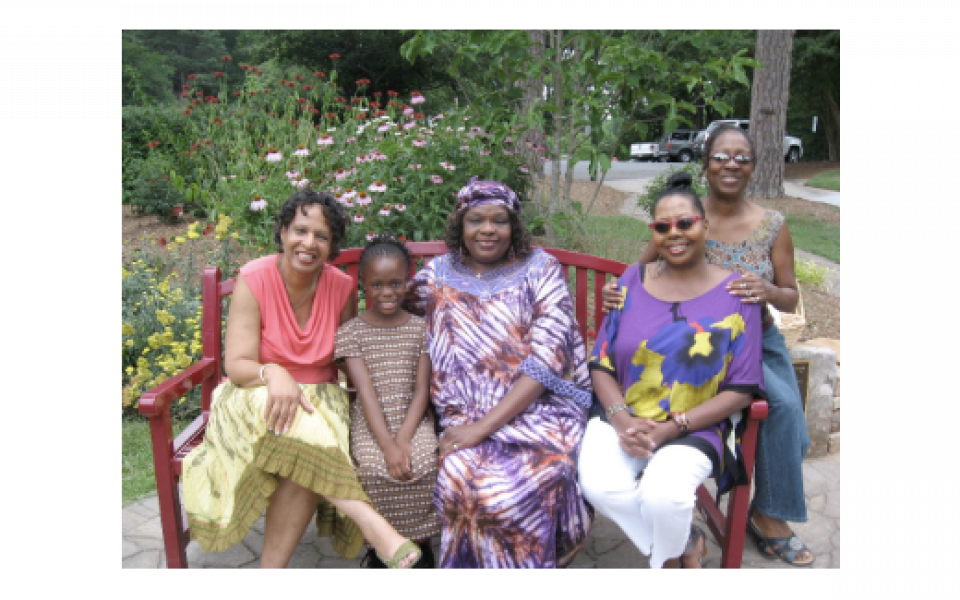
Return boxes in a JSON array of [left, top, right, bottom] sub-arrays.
[[637, 163, 707, 216], [794, 256, 830, 290]]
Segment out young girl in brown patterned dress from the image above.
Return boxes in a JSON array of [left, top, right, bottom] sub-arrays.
[[335, 234, 440, 568]]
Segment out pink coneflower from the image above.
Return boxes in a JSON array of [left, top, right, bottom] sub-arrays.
[[250, 195, 268, 211], [368, 181, 387, 192], [413, 139, 426, 148], [356, 155, 369, 164], [294, 146, 310, 157], [431, 175, 443, 184], [503, 150, 514, 156], [291, 177, 309, 188], [505, 136, 513, 143], [433, 113, 444, 120], [480, 149, 491, 156], [377, 123, 391, 133], [440, 161, 456, 171], [316, 135, 334, 146], [410, 92, 425, 104], [265, 149, 283, 162], [346, 136, 358, 143], [402, 122, 416, 130], [366, 232, 376, 242], [285, 169, 300, 179], [460, 145, 470, 151], [409, 163, 422, 170], [356, 192, 372, 206], [335, 168, 350, 181], [403, 107, 414, 117], [342, 188, 357, 200], [353, 214, 365, 223], [379, 207, 391, 217], [396, 204, 407, 212], [372, 151, 388, 161], [519, 166, 530, 173]]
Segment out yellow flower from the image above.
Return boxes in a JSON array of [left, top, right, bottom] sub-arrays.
[[125, 339, 135, 347], [231, 232, 239, 239], [187, 231, 200, 239], [122, 323, 135, 336], [175, 236, 186, 243], [125, 366, 134, 375]]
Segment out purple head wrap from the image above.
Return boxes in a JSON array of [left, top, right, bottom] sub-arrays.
[[455, 176, 520, 213]]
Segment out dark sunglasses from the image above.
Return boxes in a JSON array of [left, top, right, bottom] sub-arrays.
[[709, 152, 753, 164], [648, 216, 703, 234]]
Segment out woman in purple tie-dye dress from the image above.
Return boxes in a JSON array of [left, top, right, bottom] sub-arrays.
[[410, 177, 593, 568]]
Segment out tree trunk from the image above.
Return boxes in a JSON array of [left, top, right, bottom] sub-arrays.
[[823, 88, 840, 161], [748, 30, 794, 199], [520, 30, 547, 175]]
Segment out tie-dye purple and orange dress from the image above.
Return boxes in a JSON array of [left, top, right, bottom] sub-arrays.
[[413, 247, 594, 568]]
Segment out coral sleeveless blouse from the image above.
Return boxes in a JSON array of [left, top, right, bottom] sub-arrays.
[[239, 255, 353, 384]]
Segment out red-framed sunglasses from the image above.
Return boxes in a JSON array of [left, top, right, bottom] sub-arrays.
[[648, 216, 703, 234]]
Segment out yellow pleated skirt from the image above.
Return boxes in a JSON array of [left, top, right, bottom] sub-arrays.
[[181, 381, 368, 558]]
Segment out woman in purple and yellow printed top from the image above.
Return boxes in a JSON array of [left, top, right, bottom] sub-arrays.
[[578, 172, 766, 569]]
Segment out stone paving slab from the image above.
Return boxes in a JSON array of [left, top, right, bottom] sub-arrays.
[[123, 453, 838, 569]]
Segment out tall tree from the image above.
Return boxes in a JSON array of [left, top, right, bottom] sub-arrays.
[[748, 30, 794, 199], [789, 30, 840, 161]]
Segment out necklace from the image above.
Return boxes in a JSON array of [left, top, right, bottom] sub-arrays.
[[280, 263, 320, 310]]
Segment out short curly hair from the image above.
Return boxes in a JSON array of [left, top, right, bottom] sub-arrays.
[[274, 190, 347, 261], [442, 207, 533, 261]]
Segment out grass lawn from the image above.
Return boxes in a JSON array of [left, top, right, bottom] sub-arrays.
[[576, 215, 650, 263], [805, 170, 840, 191], [123, 418, 156, 505], [784, 215, 840, 263]]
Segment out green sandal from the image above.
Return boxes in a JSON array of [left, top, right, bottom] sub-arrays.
[[748, 518, 814, 567], [376, 540, 422, 569]]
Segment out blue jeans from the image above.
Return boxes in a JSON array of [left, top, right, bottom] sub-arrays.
[[752, 325, 810, 523]]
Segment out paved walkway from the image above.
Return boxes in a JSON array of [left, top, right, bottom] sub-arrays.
[[122, 452, 838, 569]]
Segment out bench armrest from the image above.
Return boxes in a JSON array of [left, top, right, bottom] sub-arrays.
[[746, 399, 768, 422]]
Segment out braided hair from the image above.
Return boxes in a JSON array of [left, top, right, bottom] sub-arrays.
[[358, 233, 413, 283]]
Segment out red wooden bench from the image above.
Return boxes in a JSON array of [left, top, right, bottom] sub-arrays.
[[138, 241, 767, 568]]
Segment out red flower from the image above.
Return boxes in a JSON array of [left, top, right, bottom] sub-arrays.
[[387, 101, 397, 107], [399, 235, 406, 242], [256, 71, 264, 77], [295, 75, 304, 81], [325, 112, 336, 118], [387, 90, 398, 97], [290, 120, 299, 125], [329, 53, 341, 60], [159, 237, 166, 247], [182, 109, 192, 116], [297, 97, 306, 103], [314, 71, 325, 78], [212, 118, 223, 126], [263, 88, 272, 94], [351, 97, 363, 104], [233, 91, 242, 96], [214, 71, 225, 78], [221, 55, 232, 61], [203, 139, 213, 146], [414, 112, 424, 119], [240, 64, 250, 71], [357, 113, 368, 119], [370, 101, 381, 109], [187, 74, 197, 80], [302, 84, 314, 91], [205, 96, 219, 103], [182, 84, 190, 90], [373, 91, 382, 97]]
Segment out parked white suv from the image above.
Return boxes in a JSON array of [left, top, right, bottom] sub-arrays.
[[694, 119, 803, 163], [629, 141, 664, 162]]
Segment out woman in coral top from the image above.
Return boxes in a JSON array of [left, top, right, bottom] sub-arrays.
[[182, 190, 421, 569]]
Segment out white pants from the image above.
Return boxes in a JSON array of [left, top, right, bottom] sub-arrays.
[[577, 417, 712, 568]]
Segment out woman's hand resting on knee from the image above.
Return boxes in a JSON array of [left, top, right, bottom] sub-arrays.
[[262, 364, 315, 435]]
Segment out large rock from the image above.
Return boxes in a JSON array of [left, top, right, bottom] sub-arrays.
[[790, 344, 838, 458]]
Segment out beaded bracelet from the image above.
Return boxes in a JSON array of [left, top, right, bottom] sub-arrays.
[[606, 403, 632, 420], [670, 411, 689, 434], [260, 363, 278, 385]]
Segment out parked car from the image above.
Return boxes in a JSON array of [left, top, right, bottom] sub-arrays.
[[659, 129, 701, 163], [693, 119, 803, 162], [629, 141, 664, 162]]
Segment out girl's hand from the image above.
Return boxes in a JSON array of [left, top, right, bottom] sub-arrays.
[[601, 278, 623, 313], [263, 365, 315, 435], [384, 441, 412, 481], [438, 423, 486, 461], [726, 272, 770, 305]]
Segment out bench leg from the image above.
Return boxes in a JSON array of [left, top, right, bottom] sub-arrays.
[[148, 413, 189, 568], [721, 485, 750, 569]]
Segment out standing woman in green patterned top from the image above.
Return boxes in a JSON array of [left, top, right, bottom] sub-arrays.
[[603, 124, 814, 566]]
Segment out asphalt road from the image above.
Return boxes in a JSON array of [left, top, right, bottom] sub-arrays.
[[542, 159, 676, 181]]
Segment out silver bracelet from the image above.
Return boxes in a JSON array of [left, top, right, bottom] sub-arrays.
[[606, 402, 631, 420], [259, 363, 278, 384]]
